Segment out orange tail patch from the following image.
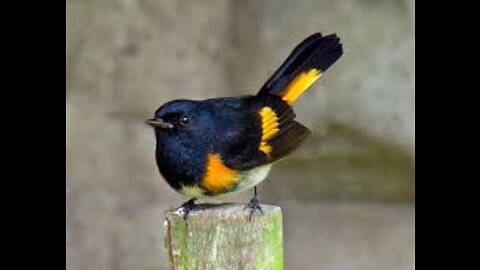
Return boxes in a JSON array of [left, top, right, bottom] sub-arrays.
[[202, 153, 239, 194], [281, 69, 322, 104]]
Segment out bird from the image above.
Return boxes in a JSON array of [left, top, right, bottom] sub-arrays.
[[146, 32, 343, 219]]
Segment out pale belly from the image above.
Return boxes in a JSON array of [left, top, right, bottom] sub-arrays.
[[179, 165, 272, 198]]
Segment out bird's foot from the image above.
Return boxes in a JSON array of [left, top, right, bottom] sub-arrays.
[[244, 196, 264, 221], [177, 198, 199, 221]]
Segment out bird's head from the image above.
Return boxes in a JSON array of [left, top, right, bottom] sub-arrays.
[[146, 100, 214, 142]]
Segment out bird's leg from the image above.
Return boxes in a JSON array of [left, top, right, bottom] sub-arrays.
[[244, 186, 264, 221], [178, 198, 197, 221]]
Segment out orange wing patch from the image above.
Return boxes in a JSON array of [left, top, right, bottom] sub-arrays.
[[259, 107, 280, 155], [202, 153, 239, 194], [281, 69, 322, 104]]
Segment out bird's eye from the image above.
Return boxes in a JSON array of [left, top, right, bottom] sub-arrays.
[[178, 115, 190, 126]]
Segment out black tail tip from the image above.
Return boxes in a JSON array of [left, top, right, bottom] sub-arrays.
[[311, 33, 343, 72], [304, 32, 340, 42]]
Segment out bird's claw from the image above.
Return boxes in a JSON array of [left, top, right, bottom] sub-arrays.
[[244, 197, 264, 221]]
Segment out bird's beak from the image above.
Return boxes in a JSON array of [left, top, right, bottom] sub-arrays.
[[145, 118, 174, 129]]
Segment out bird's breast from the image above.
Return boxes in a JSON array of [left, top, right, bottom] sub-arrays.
[[178, 163, 272, 199], [231, 164, 272, 195]]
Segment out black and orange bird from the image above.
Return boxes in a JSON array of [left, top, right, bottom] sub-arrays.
[[146, 33, 343, 217]]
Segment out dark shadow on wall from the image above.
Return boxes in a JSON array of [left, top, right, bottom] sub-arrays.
[[264, 121, 415, 203]]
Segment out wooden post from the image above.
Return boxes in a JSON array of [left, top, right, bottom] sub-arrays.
[[164, 203, 284, 270]]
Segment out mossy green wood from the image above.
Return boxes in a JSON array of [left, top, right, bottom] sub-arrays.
[[164, 204, 283, 270]]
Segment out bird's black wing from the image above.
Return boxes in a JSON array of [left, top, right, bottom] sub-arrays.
[[212, 95, 310, 171]]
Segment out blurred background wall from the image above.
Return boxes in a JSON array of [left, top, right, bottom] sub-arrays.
[[67, 0, 414, 269]]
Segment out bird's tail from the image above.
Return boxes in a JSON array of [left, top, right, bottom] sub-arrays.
[[256, 33, 343, 104]]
